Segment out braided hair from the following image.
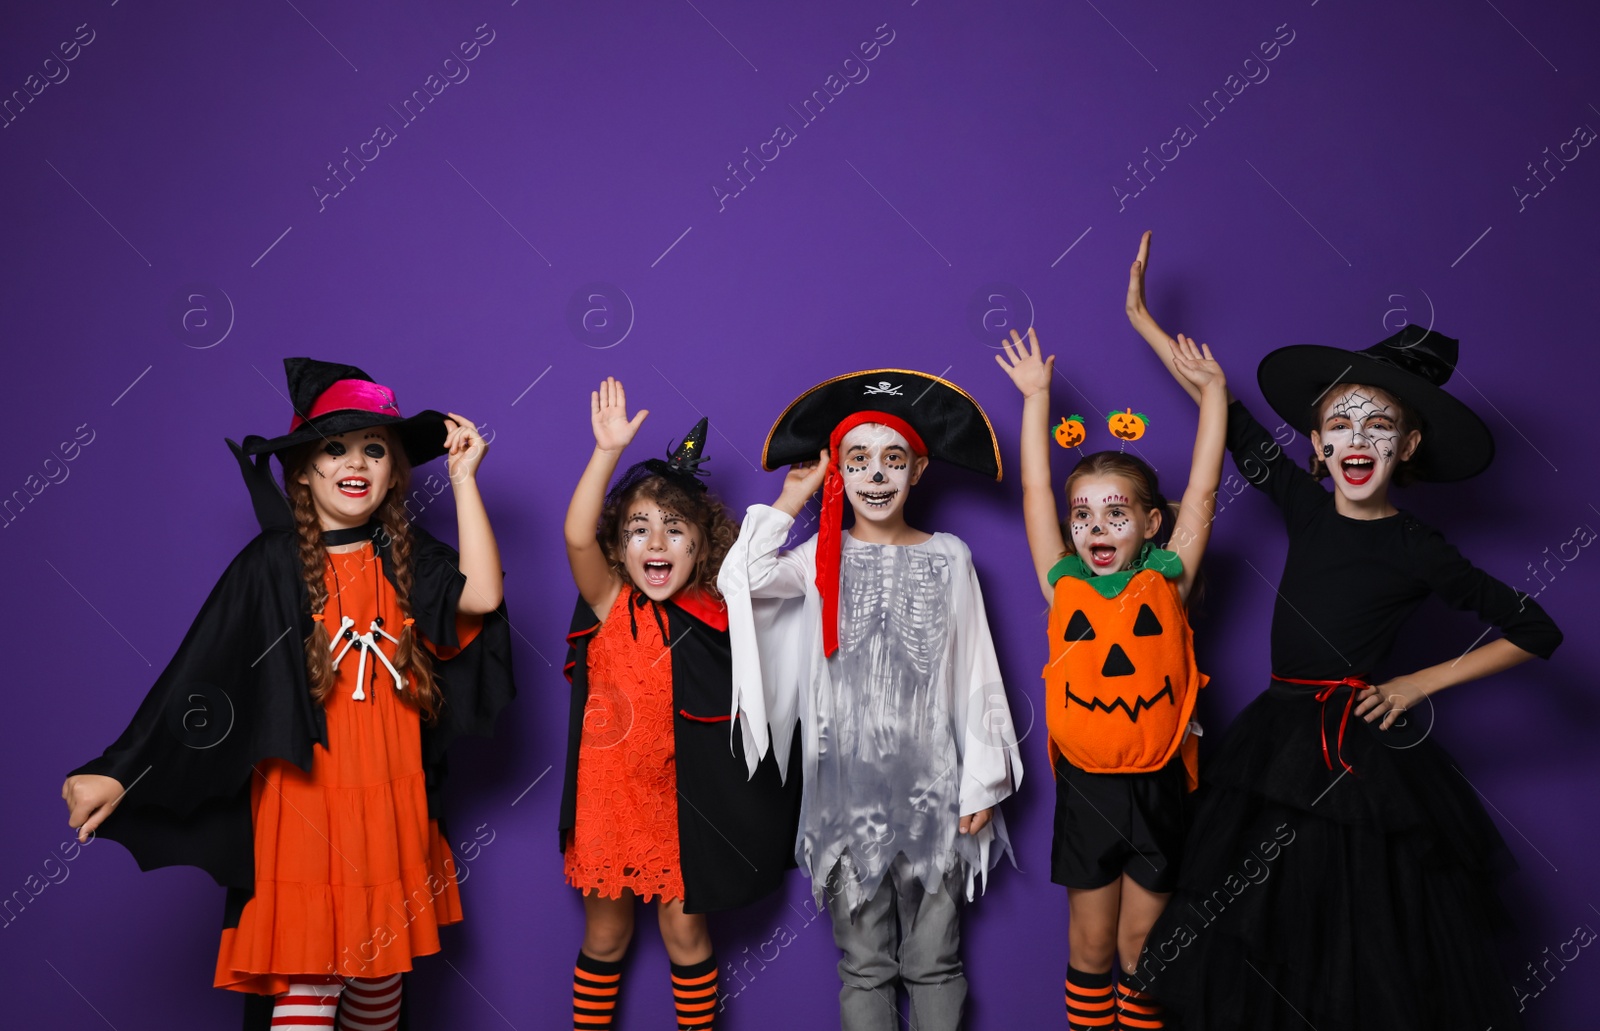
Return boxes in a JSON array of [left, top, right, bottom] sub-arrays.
[[282, 439, 441, 721]]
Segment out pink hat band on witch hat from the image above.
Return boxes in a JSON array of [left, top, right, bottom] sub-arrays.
[[241, 358, 448, 467], [289, 379, 402, 431]]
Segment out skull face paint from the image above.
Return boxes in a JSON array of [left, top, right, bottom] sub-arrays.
[[1312, 385, 1416, 507], [1067, 474, 1159, 575], [840, 423, 921, 528]]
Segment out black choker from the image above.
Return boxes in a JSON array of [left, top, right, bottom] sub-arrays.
[[321, 522, 379, 547]]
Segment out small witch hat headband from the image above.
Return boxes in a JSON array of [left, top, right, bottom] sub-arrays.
[[604, 417, 713, 508]]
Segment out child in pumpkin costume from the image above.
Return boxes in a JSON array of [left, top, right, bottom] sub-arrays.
[[719, 369, 1023, 1031], [998, 326, 1228, 1030]]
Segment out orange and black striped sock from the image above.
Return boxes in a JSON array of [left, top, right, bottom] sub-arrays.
[[669, 956, 718, 1030], [1065, 966, 1115, 1029], [1116, 978, 1165, 1030], [573, 951, 624, 1030]]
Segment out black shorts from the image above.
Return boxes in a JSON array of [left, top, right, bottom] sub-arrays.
[[1050, 755, 1187, 893]]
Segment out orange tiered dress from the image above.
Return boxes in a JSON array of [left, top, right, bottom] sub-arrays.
[[215, 543, 479, 994], [563, 588, 685, 902]]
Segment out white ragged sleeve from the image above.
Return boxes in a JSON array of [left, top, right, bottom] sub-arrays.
[[944, 536, 1024, 897], [718, 504, 815, 779]]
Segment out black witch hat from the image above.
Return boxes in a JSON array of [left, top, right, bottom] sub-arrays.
[[241, 358, 450, 468], [1257, 324, 1493, 482], [604, 417, 712, 508]]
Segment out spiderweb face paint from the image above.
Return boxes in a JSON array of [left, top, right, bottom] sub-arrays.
[[1316, 385, 1410, 505]]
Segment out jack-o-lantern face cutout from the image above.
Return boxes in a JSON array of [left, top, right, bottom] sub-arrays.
[[1055, 415, 1086, 449], [1106, 408, 1149, 441], [1062, 602, 1175, 720]]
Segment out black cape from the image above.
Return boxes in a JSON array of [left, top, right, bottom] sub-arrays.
[[560, 591, 800, 914], [70, 443, 516, 893]]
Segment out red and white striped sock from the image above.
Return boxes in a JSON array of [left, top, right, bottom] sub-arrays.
[[337, 974, 403, 1031], [270, 980, 344, 1028]]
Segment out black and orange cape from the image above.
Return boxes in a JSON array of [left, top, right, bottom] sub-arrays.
[[559, 592, 800, 914]]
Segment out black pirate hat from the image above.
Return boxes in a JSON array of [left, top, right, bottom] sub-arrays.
[[1257, 324, 1494, 482], [763, 369, 1002, 479], [242, 358, 449, 467], [765, 369, 1000, 658]]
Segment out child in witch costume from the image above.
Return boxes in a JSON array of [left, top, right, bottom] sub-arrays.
[[1124, 232, 1562, 1030], [559, 378, 800, 1031], [997, 326, 1226, 1030], [61, 359, 515, 1030], [718, 370, 1023, 1031]]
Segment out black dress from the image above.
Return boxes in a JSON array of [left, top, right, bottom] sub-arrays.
[[1136, 401, 1561, 1030]]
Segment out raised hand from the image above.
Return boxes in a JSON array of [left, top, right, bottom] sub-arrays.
[[1125, 230, 1164, 337], [443, 412, 489, 482], [775, 449, 829, 517], [591, 377, 647, 453], [994, 327, 1054, 398], [1169, 334, 1226, 394]]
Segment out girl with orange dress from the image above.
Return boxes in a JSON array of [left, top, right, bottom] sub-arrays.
[[62, 358, 515, 1029], [558, 377, 799, 1031]]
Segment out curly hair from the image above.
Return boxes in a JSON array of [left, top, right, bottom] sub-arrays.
[[1306, 382, 1422, 488], [596, 474, 740, 599], [281, 437, 441, 722]]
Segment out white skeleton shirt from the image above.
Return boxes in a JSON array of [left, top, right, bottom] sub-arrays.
[[720, 505, 1023, 914]]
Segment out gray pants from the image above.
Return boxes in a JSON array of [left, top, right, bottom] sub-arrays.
[[826, 855, 967, 1031]]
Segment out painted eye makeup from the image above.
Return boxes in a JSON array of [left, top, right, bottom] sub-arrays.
[[364, 443, 387, 460], [323, 441, 347, 457]]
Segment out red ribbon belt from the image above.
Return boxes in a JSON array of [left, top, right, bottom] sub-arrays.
[[1271, 674, 1371, 774]]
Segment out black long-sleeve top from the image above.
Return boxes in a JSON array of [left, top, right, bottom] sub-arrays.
[[1226, 400, 1561, 680]]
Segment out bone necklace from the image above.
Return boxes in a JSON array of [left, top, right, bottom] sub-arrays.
[[325, 548, 408, 701]]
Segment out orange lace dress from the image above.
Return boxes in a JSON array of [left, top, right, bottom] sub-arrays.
[[563, 587, 684, 902], [215, 542, 479, 994]]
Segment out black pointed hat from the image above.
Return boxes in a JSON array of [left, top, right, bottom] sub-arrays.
[[604, 417, 713, 508], [1257, 324, 1494, 482], [241, 358, 450, 467]]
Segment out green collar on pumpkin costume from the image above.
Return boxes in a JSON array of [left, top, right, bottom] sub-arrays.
[[1047, 542, 1182, 598]]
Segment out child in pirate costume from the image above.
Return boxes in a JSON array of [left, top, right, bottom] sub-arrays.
[[718, 370, 1023, 1031], [61, 359, 515, 1030], [559, 378, 800, 1031], [1125, 232, 1562, 1030]]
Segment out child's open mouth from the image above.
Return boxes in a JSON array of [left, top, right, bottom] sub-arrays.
[[337, 477, 370, 498], [1089, 544, 1118, 568], [1340, 456, 1374, 486], [854, 488, 898, 509], [643, 559, 674, 587]]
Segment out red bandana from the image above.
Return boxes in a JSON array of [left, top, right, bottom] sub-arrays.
[[815, 411, 928, 656]]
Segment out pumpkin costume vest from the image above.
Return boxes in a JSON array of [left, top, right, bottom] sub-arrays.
[[1043, 558, 1205, 786]]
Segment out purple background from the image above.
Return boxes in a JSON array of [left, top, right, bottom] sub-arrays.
[[4, 0, 1598, 1026]]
